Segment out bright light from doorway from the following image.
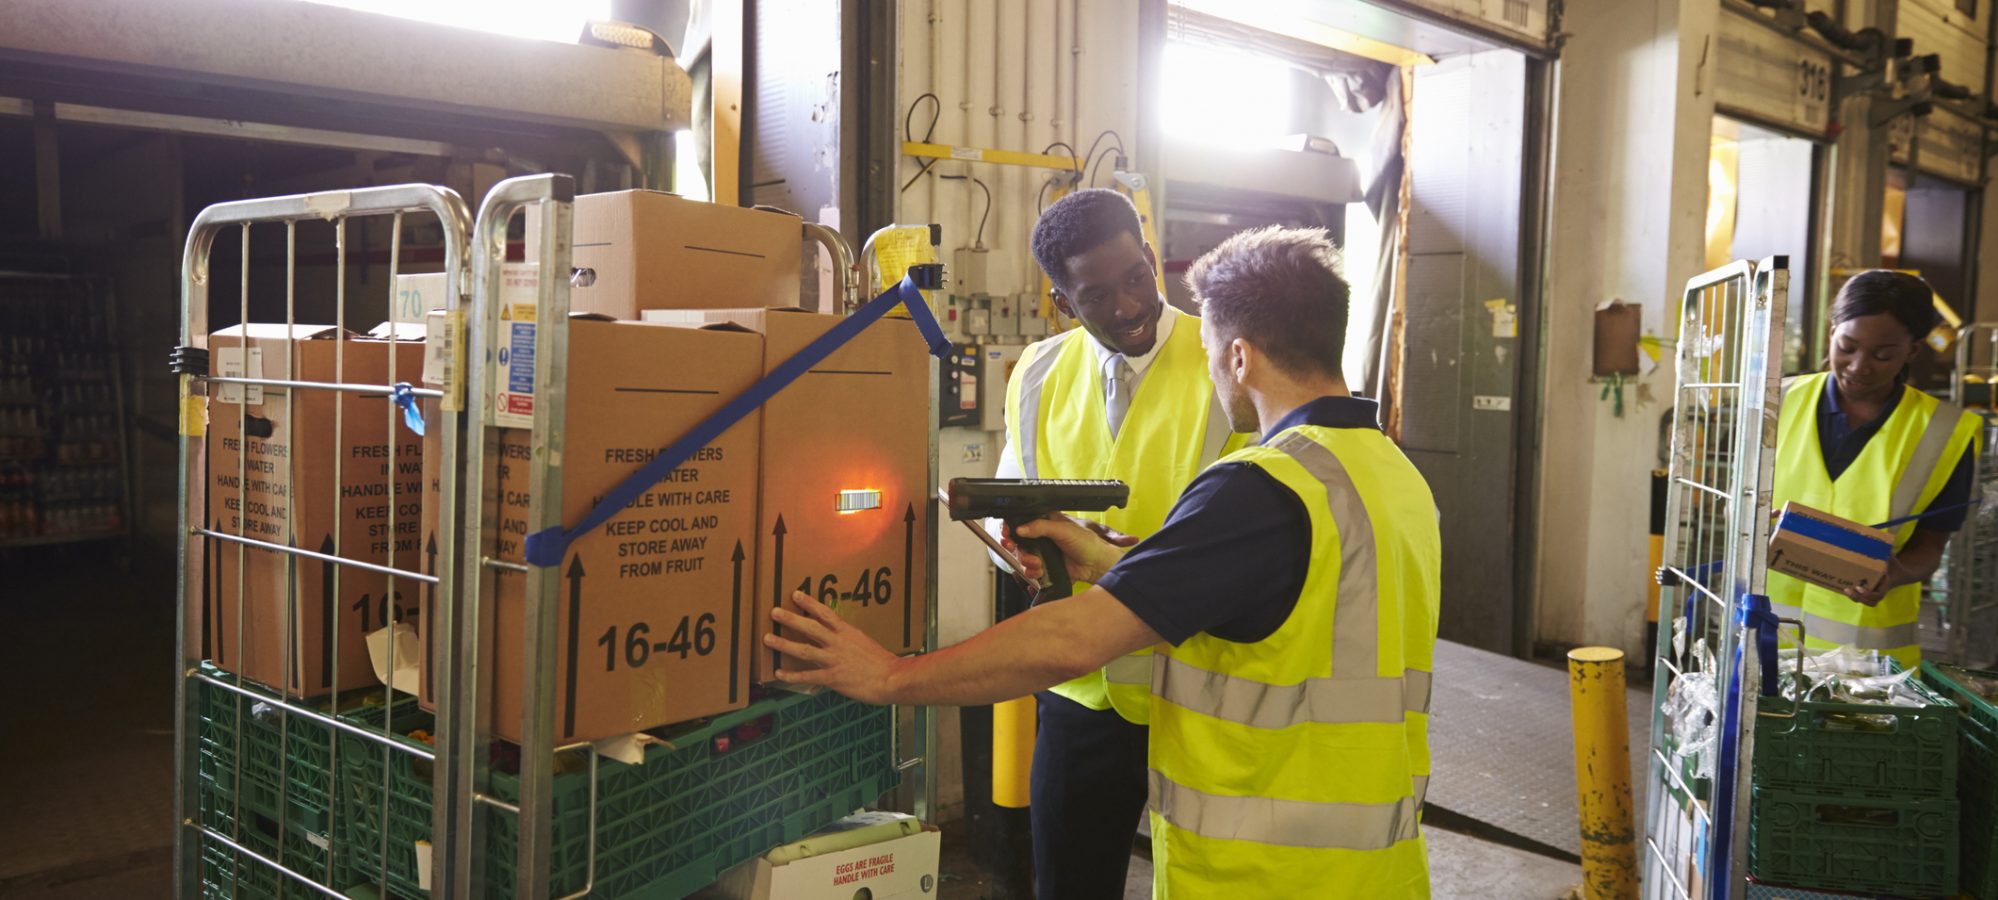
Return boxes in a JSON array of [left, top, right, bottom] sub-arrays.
[[1162, 42, 1294, 148], [289, 0, 611, 43]]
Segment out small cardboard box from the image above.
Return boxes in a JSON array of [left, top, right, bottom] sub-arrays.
[[643, 308, 931, 682], [391, 272, 448, 327], [420, 316, 765, 744], [1767, 501, 1893, 594], [205, 325, 426, 697], [714, 813, 941, 900], [551, 190, 802, 319]]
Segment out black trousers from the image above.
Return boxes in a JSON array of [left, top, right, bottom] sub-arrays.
[[1030, 690, 1149, 900]]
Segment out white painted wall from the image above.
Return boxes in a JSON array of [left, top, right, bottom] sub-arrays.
[[1532, 0, 1719, 655], [894, 0, 1146, 820]]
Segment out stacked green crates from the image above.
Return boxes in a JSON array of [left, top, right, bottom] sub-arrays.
[[1921, 661, 1998, 900], [192, 663, 342, 895], [336, 687, 899, 899], [1748, 660, 1961, 896], [192, 663, 417, 897]]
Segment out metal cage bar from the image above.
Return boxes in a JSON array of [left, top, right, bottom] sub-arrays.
[[1641, 257, 1787, 900], [1931, 323, 1998, 666], [174, 184, 472, 899]]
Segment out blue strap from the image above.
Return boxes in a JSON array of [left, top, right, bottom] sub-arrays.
[[1739, 593, 1780, 697], [521, 275, 950, 568], [1870, 497, 1982, 531], [391, 382, 426, 436]]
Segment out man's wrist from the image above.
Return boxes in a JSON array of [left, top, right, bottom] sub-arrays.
[[879, 654, 917, 705]]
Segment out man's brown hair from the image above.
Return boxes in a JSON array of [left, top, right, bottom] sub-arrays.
[[1185, 226, 1349, 378]]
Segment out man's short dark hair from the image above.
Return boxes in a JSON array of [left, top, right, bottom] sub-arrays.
[[1186, 226, 1349, 379], [1031, 189, 1144, 292]]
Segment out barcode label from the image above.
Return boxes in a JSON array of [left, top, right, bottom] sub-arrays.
[[214, 346, 264, 405], [424, 310, 464, 411]]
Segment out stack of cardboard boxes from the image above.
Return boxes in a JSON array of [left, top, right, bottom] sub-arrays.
[[192, 189, 928, 747]]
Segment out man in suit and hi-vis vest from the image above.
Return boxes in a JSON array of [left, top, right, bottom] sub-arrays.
[[985, 188, 1250, 897]]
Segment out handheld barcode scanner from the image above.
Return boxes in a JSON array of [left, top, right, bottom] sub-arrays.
[[945, 478, 1130, 603]]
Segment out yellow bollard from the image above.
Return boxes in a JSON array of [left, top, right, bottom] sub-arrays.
[[1568, 647, 1638, 899], [992, 695, 1036, 808]]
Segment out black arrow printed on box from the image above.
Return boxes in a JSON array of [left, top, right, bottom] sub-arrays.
[[425, 533, 437, 695], [771, 515, 787, 673], [208, 519, 221, 664], [565, 554, 585, 739], [903, 504, 915, 648], [321, 534, 335, 690], [730, 540, 744, 704]]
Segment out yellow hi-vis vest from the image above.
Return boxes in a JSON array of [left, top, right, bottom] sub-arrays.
[[1148, 424, 1439, 899], [1770, 372, 1981, 668], [1004, 305, 1250, 723]]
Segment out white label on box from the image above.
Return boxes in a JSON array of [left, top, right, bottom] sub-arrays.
[[424, 310, 465, 412], [493, 264, 541, 428], [215, 346, 264, 405], [1472, 394, 1511, 411]]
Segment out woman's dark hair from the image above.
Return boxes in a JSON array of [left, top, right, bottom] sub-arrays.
[[1830, 269, 1937, 340]]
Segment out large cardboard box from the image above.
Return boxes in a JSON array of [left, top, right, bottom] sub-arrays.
[[420, 316, 765, 744], [1767, 501, 1893, 594], [552, 190, 802, 319], [205, 325, 425, 697], [643, 308, 930, 682]]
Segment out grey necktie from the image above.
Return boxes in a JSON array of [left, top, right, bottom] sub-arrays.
[[1105, 354, 1137, 439]]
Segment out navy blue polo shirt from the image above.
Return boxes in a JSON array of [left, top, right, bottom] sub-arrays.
[[1096, 396, 1378, 646], [1817, 379, 1974, 533]]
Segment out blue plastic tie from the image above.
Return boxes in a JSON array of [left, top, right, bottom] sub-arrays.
[[391, 382, 425, 436], [521, 274, 950, 568]]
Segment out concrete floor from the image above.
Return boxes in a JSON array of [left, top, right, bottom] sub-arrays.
[[0, 551, 1583, 899], [930, 823, 1581, 900]]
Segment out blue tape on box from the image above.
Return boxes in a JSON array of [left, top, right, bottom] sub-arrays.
[[1773, 510, 1891, 561]]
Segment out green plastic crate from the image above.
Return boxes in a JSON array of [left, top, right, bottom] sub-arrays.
[[1921, 661, 1998, 747], [1960, 727, 1998, 900], [1753, 661, 1959, 799], [194, 666, 340, 836], [338, 687, 899, 899], [1748, 786, 1959, 897], [196, 771, 339, 898]]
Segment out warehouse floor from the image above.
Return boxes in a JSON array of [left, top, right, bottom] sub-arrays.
[[0, 550, 1582, 899]]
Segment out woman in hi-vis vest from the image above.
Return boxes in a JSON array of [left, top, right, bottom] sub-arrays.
[[1769, 270, 1981, 667]]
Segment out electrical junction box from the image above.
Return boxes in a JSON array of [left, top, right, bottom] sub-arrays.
[[988, 294, 1021, 337], [979, 344, 1024, 433], [953, 247, 989, 294]]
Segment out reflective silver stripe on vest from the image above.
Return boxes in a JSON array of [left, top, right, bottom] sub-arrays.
[[1199, 388, 1236, 464], [1149, 769, 1422, 851], [1768, 600, 1919, 650], [1412, 774, 1429, 810], [1152, 655, 1431, 728], [1012, 341, 1066, 479], [1889, 398, 1966, 523], [1270, 431, 1381, 680], [1105, 652, 1151, 687]]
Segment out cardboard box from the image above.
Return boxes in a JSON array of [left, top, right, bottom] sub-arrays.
[[1767, 502, 1893, 594], [419, 316, 765, 744], [205, 325, 426, 697], [714, 813, 941, 900], [551, 190, 802, 318], [643, 308, 931, 682], [391, 272, 448, 327]]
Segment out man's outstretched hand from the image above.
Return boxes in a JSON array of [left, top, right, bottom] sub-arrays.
[[766, 591, 900, 704]]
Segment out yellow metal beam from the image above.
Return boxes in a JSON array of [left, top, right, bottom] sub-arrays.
[[901, 141, 1081, 173]]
